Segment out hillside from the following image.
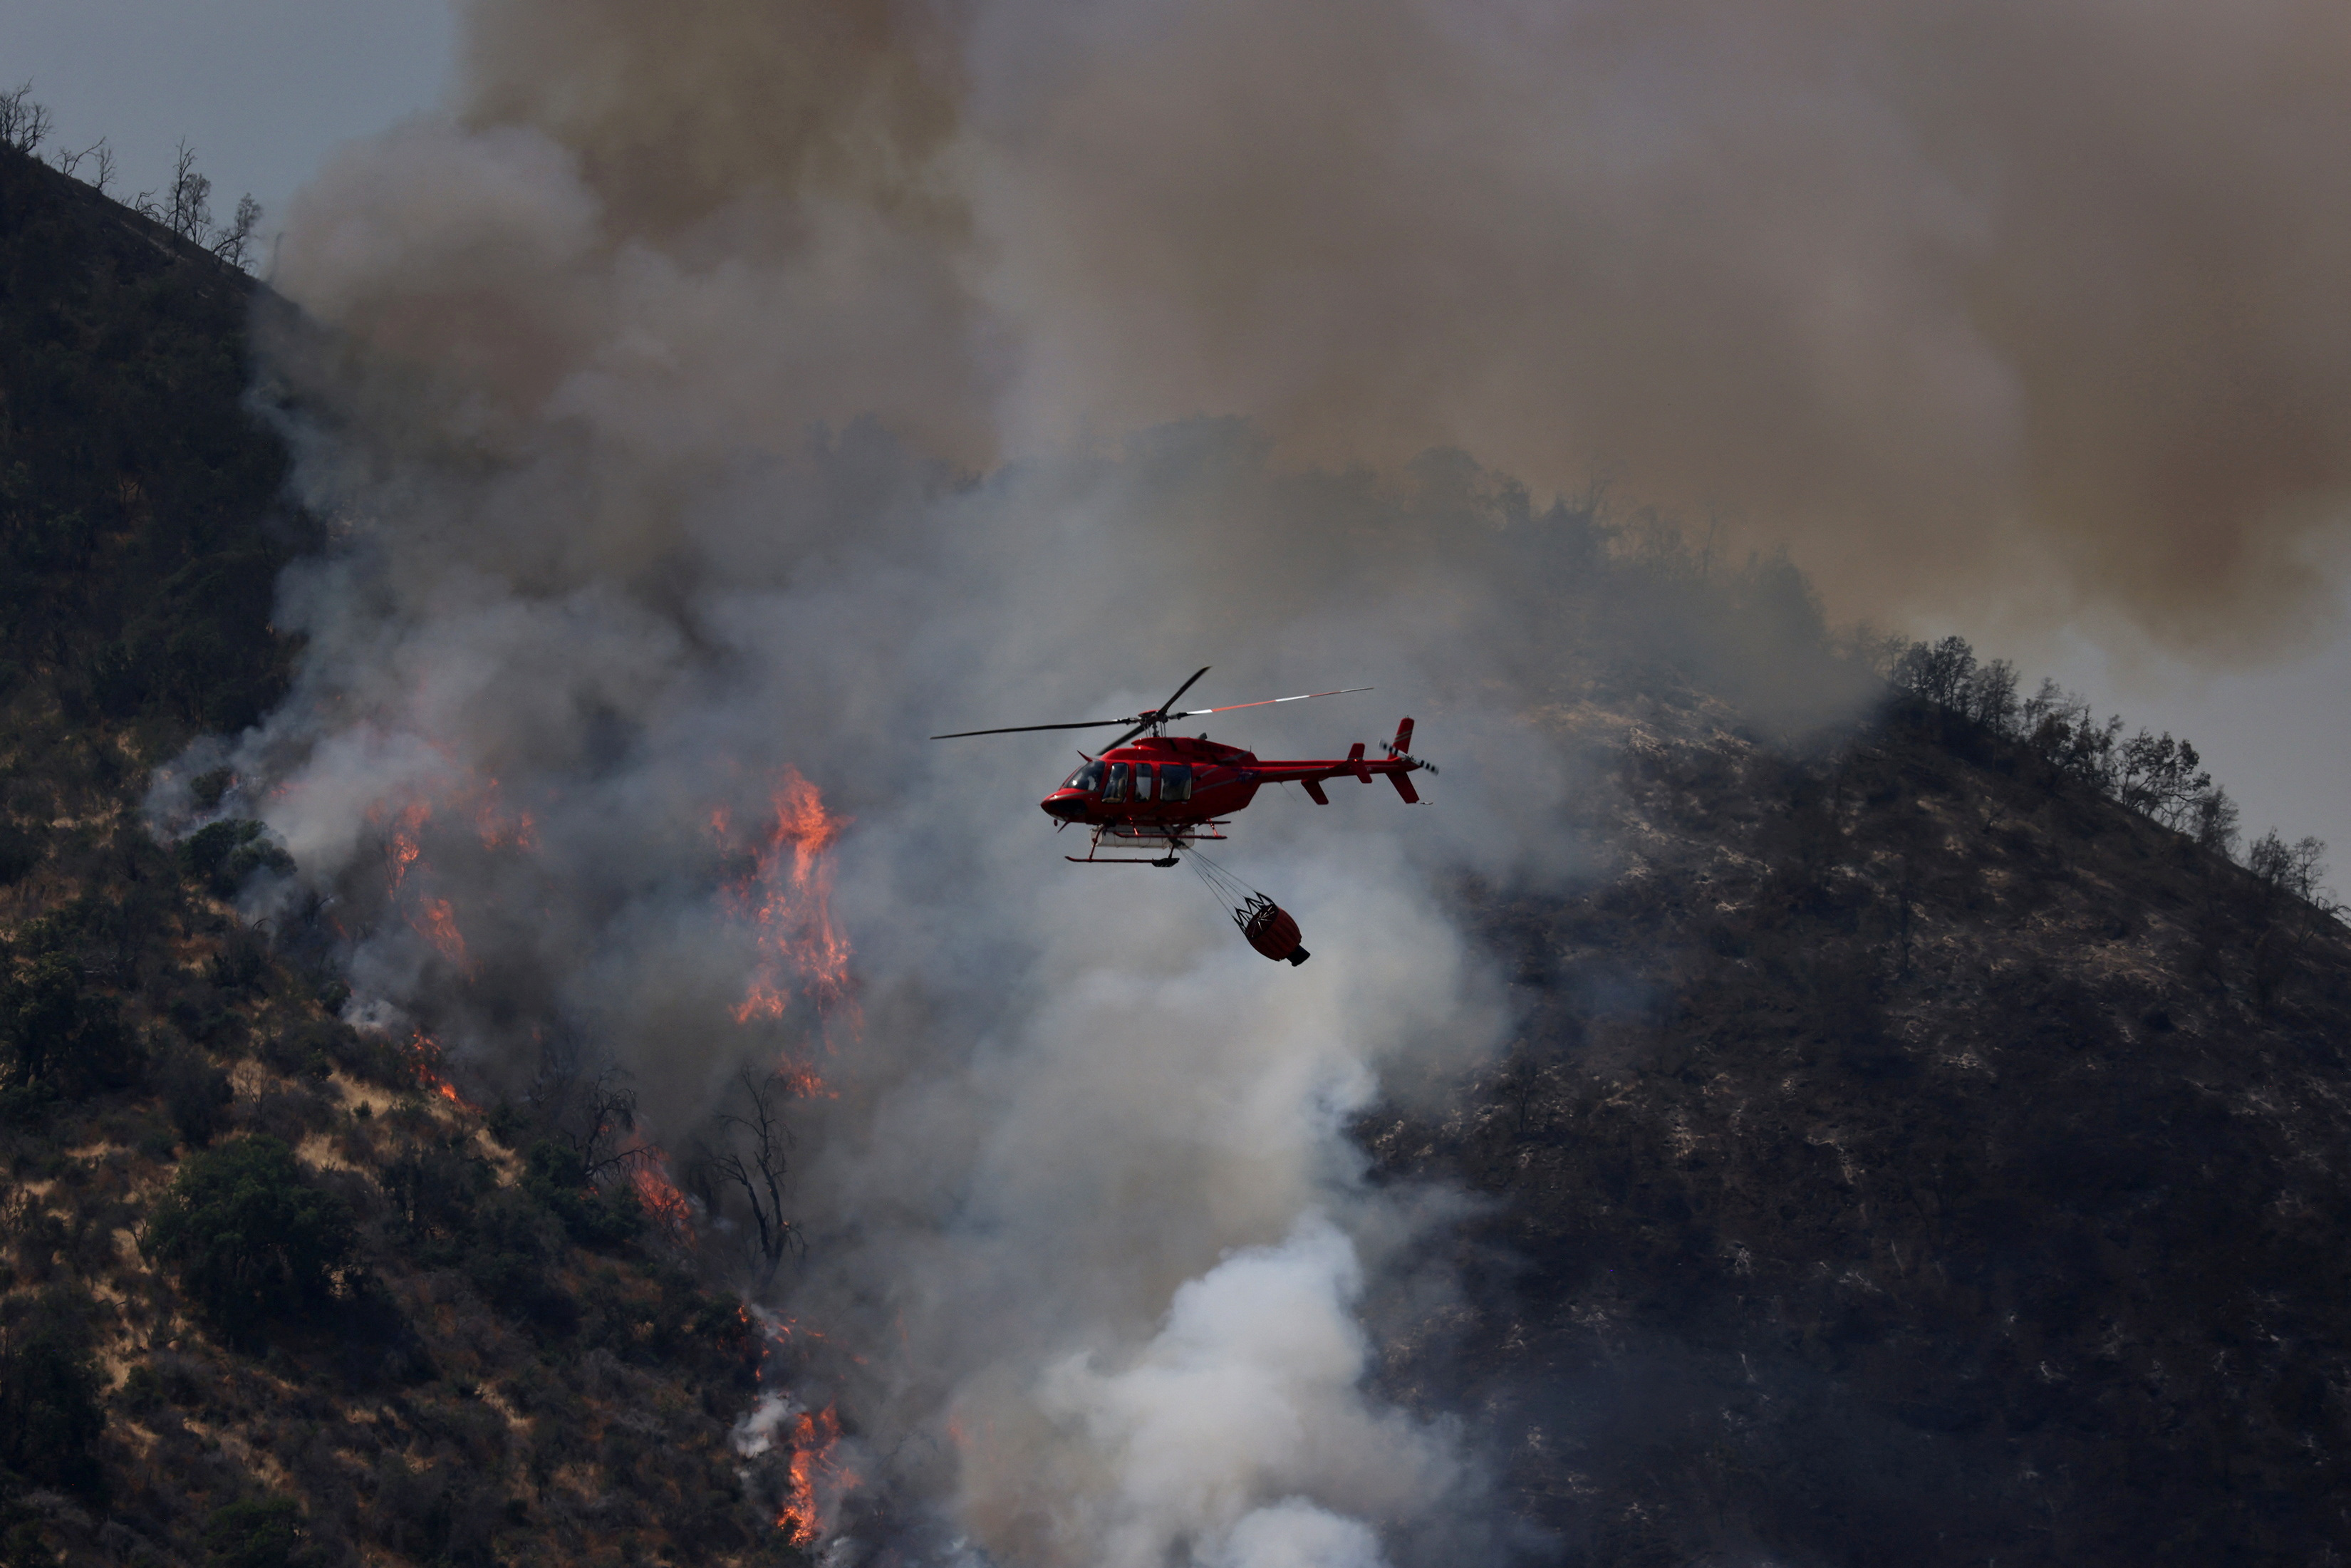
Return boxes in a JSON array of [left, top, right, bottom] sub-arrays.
[[0, 147, 803, 1568], [6, 128, 2351, 1568], [1366, 681, 2351, 1565]]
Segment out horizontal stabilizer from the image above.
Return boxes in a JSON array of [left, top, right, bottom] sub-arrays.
[[1347, 742, 1371, 783], [1302, 778, 1330, 805]]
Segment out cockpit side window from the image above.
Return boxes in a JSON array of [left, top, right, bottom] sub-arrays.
[[1103, 762, 1130, 803]]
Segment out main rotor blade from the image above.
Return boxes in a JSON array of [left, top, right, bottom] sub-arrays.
[[929, 717, 1136, 739], [1156, 665, 1212, 718], [933, 677, 1366, 744], [1171, 686, 1372, 720], [1101, 667, 1213, 750], [1103, 719, 1157, 750]]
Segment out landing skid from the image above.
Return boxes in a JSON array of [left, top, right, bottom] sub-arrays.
[[1066, 821, 1228, 866]]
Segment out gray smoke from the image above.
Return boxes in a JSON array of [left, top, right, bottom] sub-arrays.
[[416, 0, 2351, 660], [152, 100, 1582, 1554], [151, 0, 2346, 1557]]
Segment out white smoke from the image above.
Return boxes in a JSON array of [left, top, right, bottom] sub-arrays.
[[1034, 1215, 1453, 1568], [152, 100, 1553, 1557], [142, 2, 1973, 1560]]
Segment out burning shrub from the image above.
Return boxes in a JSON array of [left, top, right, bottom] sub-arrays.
[[142, 1136, 358, 1348]]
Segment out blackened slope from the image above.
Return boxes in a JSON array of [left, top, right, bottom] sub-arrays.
[[0, 149, 789, 1568], [0, 145, 299, 734], [1366, 695, 2351, 1568]]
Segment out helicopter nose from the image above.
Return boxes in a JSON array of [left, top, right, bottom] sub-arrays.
[[1042, 791, 1088, 820]]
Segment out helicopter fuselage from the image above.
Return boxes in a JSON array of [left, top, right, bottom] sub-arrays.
[[1040, 723, 1423, 831]]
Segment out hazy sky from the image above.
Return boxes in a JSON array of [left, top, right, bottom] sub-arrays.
[[0, 0, 453, 237], [6, 0, 2346, 875]]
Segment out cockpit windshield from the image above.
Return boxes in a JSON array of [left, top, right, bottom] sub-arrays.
[[1061, 762, 1106, 792]]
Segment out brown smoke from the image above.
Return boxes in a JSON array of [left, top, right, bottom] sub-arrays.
[[458, 0, 960, 234], [963, 0, 2351, 657], [438, 0, 2351, 658]]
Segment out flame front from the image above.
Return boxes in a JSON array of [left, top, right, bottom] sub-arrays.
[[379, 797, 483, 974], [722, 768, 856, 1062], [386, 801, 429, 891], [779, 1402, 852, 1546], [623, 1143, 697, 1249], [406, 1032, 470, 1108], [412, 897, 469, 968]]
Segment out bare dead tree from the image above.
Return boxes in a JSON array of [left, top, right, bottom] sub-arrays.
[[567, 1068, 646, 1183], [0, 84, 51, 154], [211, 192, 263, 271], [164, 140, 212, 244], [525, 1035, 651, 1184], [697, 1067, 800, 1290], [51, 137, 103, 182]]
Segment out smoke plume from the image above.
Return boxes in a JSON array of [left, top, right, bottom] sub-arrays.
[[153, 0, 2351, 1558]]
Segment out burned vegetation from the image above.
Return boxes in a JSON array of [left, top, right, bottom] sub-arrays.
[[1365, 650, 2351, 1566], [8, 108, 2351, 1568], [0, 142, 807, 1567]]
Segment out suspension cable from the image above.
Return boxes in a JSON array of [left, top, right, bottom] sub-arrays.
[[1182, 843, 1262, 914]]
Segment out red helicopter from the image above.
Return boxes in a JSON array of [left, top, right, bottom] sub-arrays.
[[931, 668, 1435, 963]]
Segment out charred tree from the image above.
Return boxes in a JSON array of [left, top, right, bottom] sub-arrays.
[[697, 1068, 800, 1292]]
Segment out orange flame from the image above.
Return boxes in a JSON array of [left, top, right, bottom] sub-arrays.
[[380, 774, 539, 975], [472, 778, 539, 851], [387, 801, 430, 891], [735, 1307, 861, 1545], [779, 1403, 856, 1547], [411, 897, 470, 969], [623, 1143, 697, 1250], [407, 1032, 472, 1108], [722, 769, 858, 1071]]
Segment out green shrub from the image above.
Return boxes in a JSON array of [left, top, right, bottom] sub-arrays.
[[202, 1497, 314, 1568], [142, 1136, 358, 1347], [0, 824, 42, 888], [0, 1289, 105, 1499], [1, 1521, 59, 1567], [135, 1116, 180, 1162], [177, 821, 293, 899], [522, 1140, 645, 1250], [260, 1022, 336, 1082], [465, 1190, 578, 1336], [1, 950, 136, 1103], [117, 1361, 165, 1417], [206, 926, 271, 997], [155, 1049, 234, 1147]]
